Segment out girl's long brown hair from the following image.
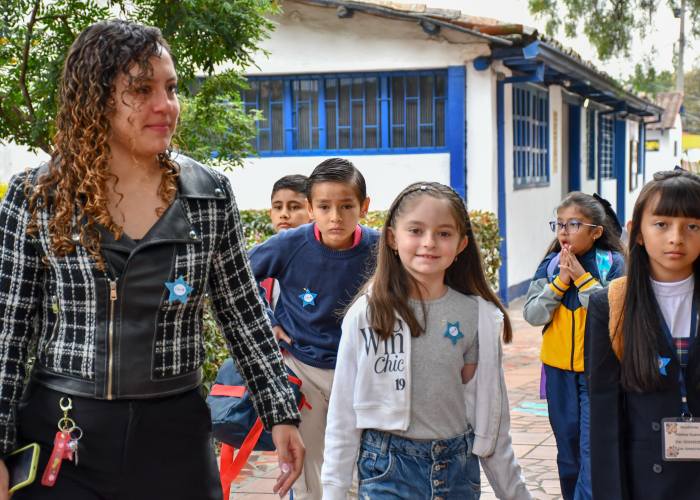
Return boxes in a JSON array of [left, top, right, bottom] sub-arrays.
[[25, 19, 179, 270], [353, 182, 513, 343], [617, 169, 700, 392]]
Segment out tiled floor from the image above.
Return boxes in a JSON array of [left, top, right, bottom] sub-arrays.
[[226, 296, 562, 499]]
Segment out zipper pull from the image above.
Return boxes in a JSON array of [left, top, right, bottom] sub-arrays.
[[52, 295, 58, 314], [109, 280, 117, 301]]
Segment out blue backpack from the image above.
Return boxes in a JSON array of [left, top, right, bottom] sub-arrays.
[[207, 357, 307, 450]]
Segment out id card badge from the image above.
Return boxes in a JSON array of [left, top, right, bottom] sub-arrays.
[[662, 417, 700, 461]]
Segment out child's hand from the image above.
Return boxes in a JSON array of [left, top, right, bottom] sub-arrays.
[[273, 326, 293, 345], [461, 363, 477, 384], [564, 248, 586, 282], [557, 247, 571, 285]]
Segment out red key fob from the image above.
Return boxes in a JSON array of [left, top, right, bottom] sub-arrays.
[[42, 431, 71, 486]]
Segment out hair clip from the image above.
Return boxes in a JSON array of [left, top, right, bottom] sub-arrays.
[[420, 185, 427, 191]]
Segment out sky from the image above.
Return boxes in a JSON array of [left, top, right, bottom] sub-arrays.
[[429, 0, 692, 85]]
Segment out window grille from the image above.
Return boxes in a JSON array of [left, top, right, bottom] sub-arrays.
[[587, 110, 596, 180], [239, 71, 447, 156], [512, 85, 549, 188], [599, 115, 615, 180], [242, 80, 285, 153]]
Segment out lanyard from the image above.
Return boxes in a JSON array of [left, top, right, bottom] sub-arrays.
[[654, 293, 698, 417]]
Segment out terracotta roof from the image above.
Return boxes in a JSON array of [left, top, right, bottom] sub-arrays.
[[647, 93, 684, 130]]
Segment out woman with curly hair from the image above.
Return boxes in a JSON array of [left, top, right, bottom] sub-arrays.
[[0, 19, 303, 500]]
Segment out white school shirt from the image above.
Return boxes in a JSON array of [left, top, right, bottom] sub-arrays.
[[651, 274, 695, 338]]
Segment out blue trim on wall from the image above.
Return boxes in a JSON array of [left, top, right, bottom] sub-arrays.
[[506, 278, 533, 303], [615, 119, 626, 223], [568, 105, 581, 192], [447, 66, 466, 199], [497, 81, 508, 305]]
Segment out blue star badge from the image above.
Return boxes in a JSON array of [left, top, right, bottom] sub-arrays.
[[299, 288, 317, 307], [165, 276, 195, 304], [658, 356, 671, 376], [444, 322, 464, 345]]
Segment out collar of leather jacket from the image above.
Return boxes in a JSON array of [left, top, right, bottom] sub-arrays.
[[608, 277, 627, 361], [33, 155, 228, 251]]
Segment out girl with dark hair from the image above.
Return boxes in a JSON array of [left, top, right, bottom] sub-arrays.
[[587, 169, 700, 500], [0, 19, 303, 500], [321, 182, 531, 500], [523, 191, 625, 500]]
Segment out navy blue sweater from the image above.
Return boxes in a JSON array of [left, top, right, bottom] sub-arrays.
[[248, 223, 380, 369]]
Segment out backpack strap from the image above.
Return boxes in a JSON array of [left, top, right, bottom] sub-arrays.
[[595, 248, 614, 286], [546, 254, 560, 284], [218, 374, 310, 497]]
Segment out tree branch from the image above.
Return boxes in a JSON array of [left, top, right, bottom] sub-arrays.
[[20, 0, 40, 122], [36, 14, 75, 39], [19, 0, 52, 154]]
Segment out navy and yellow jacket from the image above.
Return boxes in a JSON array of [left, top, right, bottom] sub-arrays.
[[523, 247, 625, 372]]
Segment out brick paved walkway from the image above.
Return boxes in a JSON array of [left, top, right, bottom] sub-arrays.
[[226, 297, 562, 499]]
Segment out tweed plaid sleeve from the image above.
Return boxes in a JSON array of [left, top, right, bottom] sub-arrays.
[[207, 176, 300, 431], [0, 174, 44, 457]]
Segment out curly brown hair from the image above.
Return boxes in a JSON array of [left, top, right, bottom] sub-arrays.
[[26, 19, 180, 270]]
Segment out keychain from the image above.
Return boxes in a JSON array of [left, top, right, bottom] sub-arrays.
[[41, 398, 83, 487]]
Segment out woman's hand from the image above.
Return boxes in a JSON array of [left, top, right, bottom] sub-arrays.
[[271, 424, 305, 498], [272, 326, 292, 346], [0, 460, 11, 500]]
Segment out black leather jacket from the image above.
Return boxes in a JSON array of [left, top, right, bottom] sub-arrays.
[[0, 156, 299, 456]]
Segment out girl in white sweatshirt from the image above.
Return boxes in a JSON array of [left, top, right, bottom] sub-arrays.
[[321, 183, 532, 500]]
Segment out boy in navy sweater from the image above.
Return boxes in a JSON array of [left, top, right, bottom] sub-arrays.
[[262, 175, 313, 309], [249, 159, 379, 500]]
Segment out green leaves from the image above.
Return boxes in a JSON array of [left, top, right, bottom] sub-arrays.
[[1, 0, 277, 162], [527, 0, 667, 61]]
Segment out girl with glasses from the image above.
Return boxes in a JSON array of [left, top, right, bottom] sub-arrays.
[[523, 191, 625, 500]]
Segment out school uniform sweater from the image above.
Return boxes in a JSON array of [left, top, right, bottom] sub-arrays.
[[523, 247, 625, 371], [322, 294, 532, 500], [248, 223, 380, 369]]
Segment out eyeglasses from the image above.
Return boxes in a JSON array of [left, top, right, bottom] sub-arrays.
[[549, 221, 599, 234]]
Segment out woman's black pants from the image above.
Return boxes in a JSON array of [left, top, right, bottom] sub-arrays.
[[12, 381, 223, 500]]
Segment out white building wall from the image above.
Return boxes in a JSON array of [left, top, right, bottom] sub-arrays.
[[580, 110, 597, 195], [646, 116, 683, 178], [236, 4, 490, 76], [466, 64, 498, 213], [0, 143, 49, 181], [226, 153, 450, 209], [504, 84, 565, 289], [623, 119, 642, 226]]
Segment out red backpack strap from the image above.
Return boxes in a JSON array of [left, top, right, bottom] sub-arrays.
[[219, 373, 310, 497], [209, 385, 245, 397], [220, 418, 265, 499], [261, 278, 275, 304]]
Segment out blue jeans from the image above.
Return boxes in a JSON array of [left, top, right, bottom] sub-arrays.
[[544, 364, 592, 500], [357, 428, 481, 500]]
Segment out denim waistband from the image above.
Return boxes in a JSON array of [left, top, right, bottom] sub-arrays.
[[361, 427, 474, 460]]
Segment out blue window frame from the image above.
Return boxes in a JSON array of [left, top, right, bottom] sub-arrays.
[[512, 84, 549, 188], [587, 110, 596, 180], [599, 115, 615, 180], [239, 71, 448, 156]]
